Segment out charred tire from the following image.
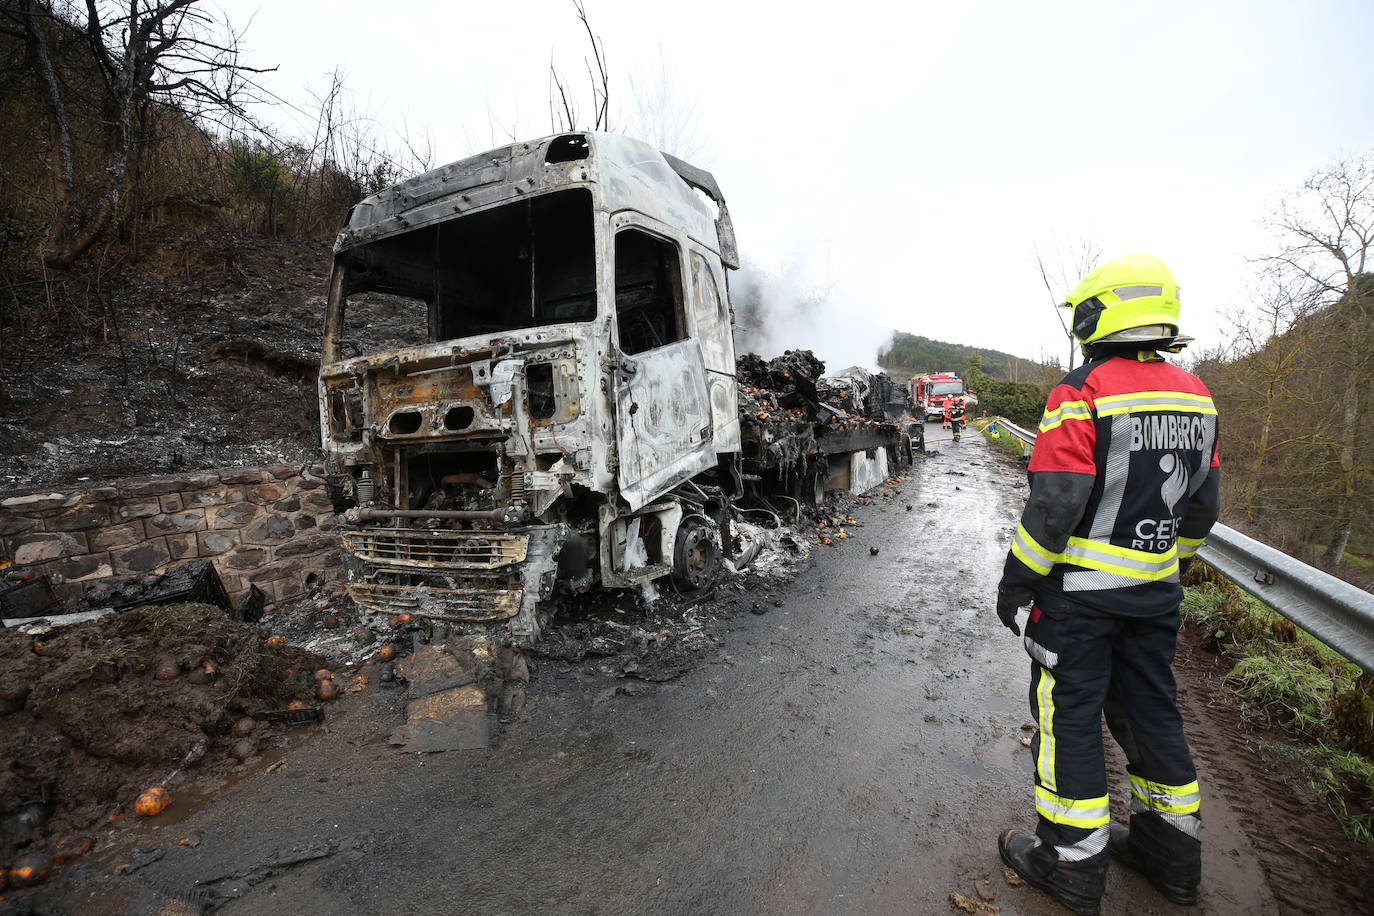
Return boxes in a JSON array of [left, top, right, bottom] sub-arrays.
[[672, 515, 720, 593], [804, 463, 827, 508], [888, 439, 913, 471]]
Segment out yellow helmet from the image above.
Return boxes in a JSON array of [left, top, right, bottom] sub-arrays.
[[1064, 253, 1182, 349]]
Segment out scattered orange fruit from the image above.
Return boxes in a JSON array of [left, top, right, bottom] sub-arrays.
[[134, 786, 171, 817], [9, 853, 51, 887], [53, 835, 94, 863]]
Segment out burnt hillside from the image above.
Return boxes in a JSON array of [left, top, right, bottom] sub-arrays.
[[0, 231, 331, 488]]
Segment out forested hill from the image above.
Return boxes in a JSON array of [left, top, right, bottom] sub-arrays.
[[878, 332, 1059, 381]]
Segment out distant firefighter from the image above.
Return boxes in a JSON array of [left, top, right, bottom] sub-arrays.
[[944, 397, 966, 441]]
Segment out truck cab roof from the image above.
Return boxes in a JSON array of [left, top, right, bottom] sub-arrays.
[[334, 133, 737, 268]]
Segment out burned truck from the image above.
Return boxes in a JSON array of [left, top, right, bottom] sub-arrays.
[[319, 133, 907, 640]]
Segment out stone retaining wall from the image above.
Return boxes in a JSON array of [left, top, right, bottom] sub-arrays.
[[0, 464, 342, 608]]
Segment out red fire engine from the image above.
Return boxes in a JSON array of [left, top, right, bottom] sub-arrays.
[[911, 372, 965, 422]]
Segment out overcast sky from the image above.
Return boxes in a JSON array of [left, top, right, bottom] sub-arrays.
[[217, 0, 1374, 371]]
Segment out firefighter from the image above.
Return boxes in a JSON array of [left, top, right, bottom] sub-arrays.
[[948, 396, 966, 440], [994, 254, 1220, 915]]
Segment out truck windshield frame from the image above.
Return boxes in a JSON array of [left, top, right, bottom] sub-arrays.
[[929, 381, 964, 396], [328, 188, 597, 357]]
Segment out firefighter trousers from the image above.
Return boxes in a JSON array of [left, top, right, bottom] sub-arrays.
[[1023, 595, 1202, 868]]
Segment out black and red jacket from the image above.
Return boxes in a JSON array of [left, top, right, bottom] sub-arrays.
[[1000, 351, 1221, 614]]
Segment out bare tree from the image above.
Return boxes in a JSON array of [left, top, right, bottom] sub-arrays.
[[1033, 236, 1103, 370], [1207, 271, 1325, 523], [4, 0, 274, 266], [548, 0, 611, 133], [1260, 154, 1374, 563], [628, 48, 708, 162]]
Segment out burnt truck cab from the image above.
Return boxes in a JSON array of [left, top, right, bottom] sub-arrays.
[[319, 133, 742, 640]]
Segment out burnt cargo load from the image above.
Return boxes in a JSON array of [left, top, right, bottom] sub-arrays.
[[737, 351, 917, 507], [319, 133, 913, 640]]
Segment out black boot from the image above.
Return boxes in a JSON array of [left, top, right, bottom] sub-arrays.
[[998, 829, 1106, 916], [1108, 819, 1200, 906]]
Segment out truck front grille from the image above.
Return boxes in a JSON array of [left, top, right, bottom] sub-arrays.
[[342, 528, 529, 571], [347, 582, 522, 621]]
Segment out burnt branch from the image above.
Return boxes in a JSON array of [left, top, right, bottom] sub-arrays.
[[548, 0, 611, 133]]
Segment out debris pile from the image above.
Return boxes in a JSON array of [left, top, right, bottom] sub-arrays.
[[386, 638, 530, 751], [736, 350, 826, 420], [735, 351, 914, 509], [737, 350, 916, 426], [810, 475, 910, 549], [737, 350, 887, 429], [534, 607, 722, 683], [0, 602, 324, 880]]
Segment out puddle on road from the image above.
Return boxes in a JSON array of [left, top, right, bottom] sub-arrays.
[[86, 742, 294, 873]]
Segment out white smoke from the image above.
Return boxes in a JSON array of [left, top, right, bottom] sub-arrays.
[[728, 258, 894, 373]]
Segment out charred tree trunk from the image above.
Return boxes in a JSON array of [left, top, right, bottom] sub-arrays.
[[19, 0, 81, 257], [14, 0, 273, 266]]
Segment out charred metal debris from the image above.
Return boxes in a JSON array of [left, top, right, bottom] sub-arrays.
[[317, 133, 921, 642], [736, 349, 920, 510]]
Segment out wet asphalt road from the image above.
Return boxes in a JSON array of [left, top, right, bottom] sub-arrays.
[[116, 426, 1279, 915]]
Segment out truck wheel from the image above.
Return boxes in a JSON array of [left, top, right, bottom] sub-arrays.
[[805, 464, 827, 508], [890, 439, 913, 470], [672, 515, 720, 593]]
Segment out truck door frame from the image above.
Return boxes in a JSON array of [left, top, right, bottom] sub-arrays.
[[606, 210, 716, 512]]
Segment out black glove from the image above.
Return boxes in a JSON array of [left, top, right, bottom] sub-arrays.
[[1179, 557, 1193, 576], [996, 585, 1032, 636]]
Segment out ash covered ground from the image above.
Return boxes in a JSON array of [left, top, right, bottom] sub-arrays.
[[0, 232, 332, 490]]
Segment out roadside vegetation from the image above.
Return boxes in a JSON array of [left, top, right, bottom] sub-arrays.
[[0, 1, 429, 351], [973, 417, 1032, 461], [1182, 564, 1374, 844], [961, 353, 1051, 429]]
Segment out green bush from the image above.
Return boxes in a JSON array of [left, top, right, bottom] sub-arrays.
[[963, 353, 1048, 429]]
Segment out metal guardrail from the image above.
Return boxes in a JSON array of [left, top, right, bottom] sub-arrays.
[[984, 418, 1036, 457], [982, 416, 1374, 674]]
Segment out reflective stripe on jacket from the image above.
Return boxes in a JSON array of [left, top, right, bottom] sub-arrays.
[[1000, 351, 1221, 613]]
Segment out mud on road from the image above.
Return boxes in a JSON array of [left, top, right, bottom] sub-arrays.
[[10, 427, 1373, 915]]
